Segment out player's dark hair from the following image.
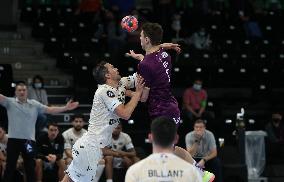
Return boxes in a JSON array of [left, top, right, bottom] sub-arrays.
[[151, 117, 177, 148], [71, 114, 85, 121], [48, 122, 59, 129], [93, 61, 108, 84], [194, 119, 206, 126], [141, 23, 163, 45], [15, 82, 27, 88]]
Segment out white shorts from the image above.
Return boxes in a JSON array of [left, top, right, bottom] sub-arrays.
[[66, 136, 102, 182]]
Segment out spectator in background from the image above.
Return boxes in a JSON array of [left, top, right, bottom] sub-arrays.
[[183, 79, 213, 121], [186, 27, 211, 50], [266, 112, 284, 143], [185, 119, 222, 182], [265, 112, 284, 163], [105, 123, 139, 182], [104, 0, 135, 17], [62, 114, 87, 166], [77, 0, 102, 23], [35, 122, 66, 182], [0, 82, 78, 182], [28, 75, 48, 139]]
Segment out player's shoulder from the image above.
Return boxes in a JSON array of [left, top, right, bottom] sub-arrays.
[[127, 156, 148, 172], [96, 84, 117, 98], [62, 128, 73, 136], [120, 132, 131, 138]]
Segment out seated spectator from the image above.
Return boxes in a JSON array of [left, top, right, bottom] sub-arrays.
[[35, 122, 66, 182], [265, 112, 284, 163], [105, 123, 139, 182], [183, 78, 214, 122], [185, 119, 222, 182], [62, 114, 87, 166], [28, 75, 48, 139], [186, 27, 211, 50], [266, 112, 284, 143]]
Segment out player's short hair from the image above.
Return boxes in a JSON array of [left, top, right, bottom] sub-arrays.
[[151, 117, 177, 148], [93, 61, 108, 84], [15, 81, 27, 88], [141, 23, 163, 46], [194, 119, 206, 126], [71, 114, 85, 121], [47, 121, 59, 129]]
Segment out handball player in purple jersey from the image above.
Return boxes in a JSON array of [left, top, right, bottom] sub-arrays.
[[127, 23, 181, 124], [127, 22, 215, 182]]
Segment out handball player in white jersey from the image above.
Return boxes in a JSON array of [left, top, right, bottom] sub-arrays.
[[126, 117, 202, 182], [62, 61, 145, 182]]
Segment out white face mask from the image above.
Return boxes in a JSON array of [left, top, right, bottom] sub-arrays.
[[34, 83, 42, 89], [193, 84, 202, 91]]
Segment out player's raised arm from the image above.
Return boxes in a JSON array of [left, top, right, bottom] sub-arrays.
[[159, 43, 181, 53], [126, 50, 144, 61]]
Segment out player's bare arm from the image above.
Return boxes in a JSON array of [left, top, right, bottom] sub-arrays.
[[115, 75, 144, 120]]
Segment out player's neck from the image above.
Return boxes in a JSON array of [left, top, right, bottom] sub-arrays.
[[145, 45, 160, 55], [153, 146, 173, 154], [106, 80, 119, 89]]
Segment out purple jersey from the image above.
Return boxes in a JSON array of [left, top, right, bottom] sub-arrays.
[[138, 48, 180, 121]]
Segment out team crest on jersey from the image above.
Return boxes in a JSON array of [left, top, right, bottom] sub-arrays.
[[107, 90, 115, 98], [161, 52, 168, 58]]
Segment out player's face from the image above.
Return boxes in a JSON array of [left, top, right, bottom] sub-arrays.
[[48, 125, 59, 140], [194, 123, 205, 137], [72, 117, 84, 131], [105, 63, 121, 81], [112, 124, 122, 136], [140, 30, 148, 50], [15, 85, 28, 102]]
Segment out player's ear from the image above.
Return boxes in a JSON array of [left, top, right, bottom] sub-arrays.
[[105, 73, 111, 79], [174, 134, 179, 145], [148, 133, 153, 143]]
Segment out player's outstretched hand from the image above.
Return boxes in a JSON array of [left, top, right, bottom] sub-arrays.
[[126, 50, 144, 61], [135, 74, 145, 93], [65, 99, 79, 111], [160, 43, 181, 54], [174, 146, 194, 164]]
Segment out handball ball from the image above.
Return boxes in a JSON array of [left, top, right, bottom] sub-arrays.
[[121, 15, 138, 32]]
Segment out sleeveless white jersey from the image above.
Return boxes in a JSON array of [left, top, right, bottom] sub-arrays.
[[86, 74, 136, 148], [125, 153, 202, 182], [112, 132, 134, 151]]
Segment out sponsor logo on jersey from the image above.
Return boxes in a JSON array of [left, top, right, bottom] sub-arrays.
[[107, 90, 115, 98]]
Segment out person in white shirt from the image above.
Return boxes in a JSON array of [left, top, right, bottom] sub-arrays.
[[105, 123, 139, 182], [125, 117, 202, 182], [62, 114, 87, 166], [62, 61, 145, 182]]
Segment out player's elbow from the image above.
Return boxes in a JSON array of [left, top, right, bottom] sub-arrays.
[[115, 106, 131, 120], [120, 113, 131, 120]]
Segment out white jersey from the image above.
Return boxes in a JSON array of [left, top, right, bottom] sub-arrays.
[[86, 74, 136, 148], [62, 128, 87, 150], [125, 153, 202, 182], [112, 132, 134, 151]]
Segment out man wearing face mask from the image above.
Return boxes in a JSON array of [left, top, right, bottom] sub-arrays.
[[28, 75, 49, 139], [183, 79, 209, 121]]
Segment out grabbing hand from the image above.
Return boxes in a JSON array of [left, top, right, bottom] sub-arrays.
[[65, 99, 79, 111], [135, 75, 145, 93], [160, 43, 181, 54], [126, 50, 144, 61]]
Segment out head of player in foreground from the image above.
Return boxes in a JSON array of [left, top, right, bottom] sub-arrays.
[[140, 23, 163, 52], [149, 117, 178, 152]]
